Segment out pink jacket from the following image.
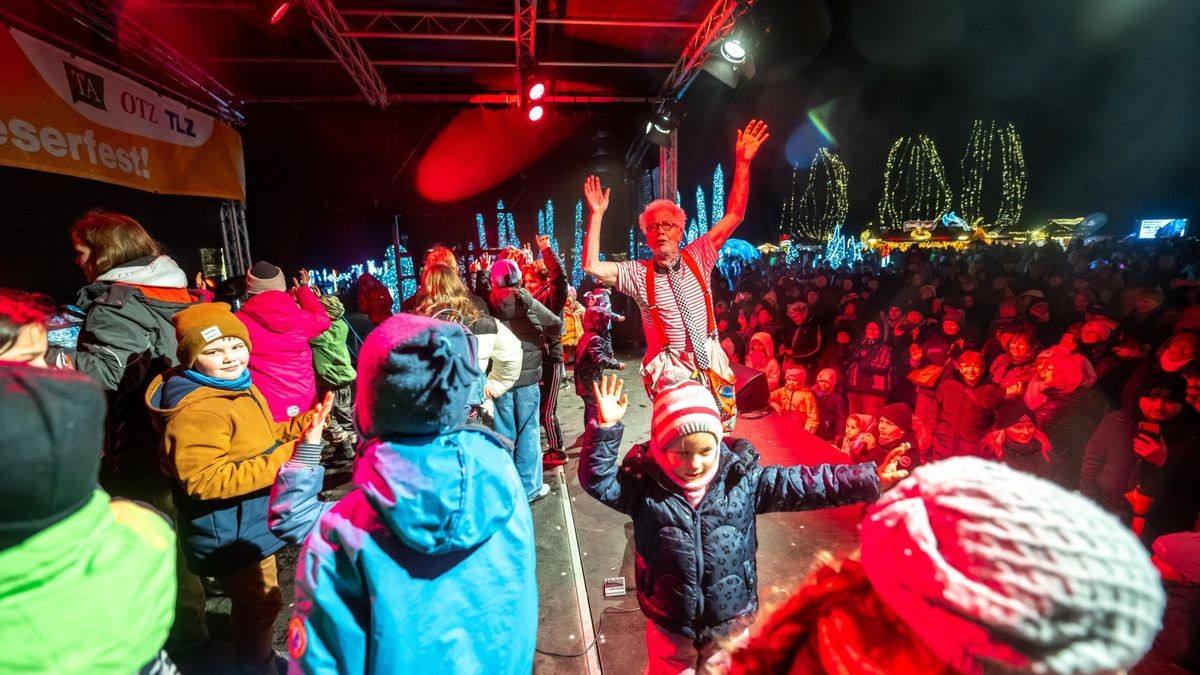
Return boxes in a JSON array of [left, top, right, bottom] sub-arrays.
[[238, 286, 331, 420]]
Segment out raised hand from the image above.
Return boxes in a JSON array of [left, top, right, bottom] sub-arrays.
[[876, 443, 911, 489], [593, 373, 628, 427], [300, 391, 335, 445], [194, 271, 205, 289], [536, 234, 551, 250], [735, 119, 770, 163], [583, 175, 610, 214]]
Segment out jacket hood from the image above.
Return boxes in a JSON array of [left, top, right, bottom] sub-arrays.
[[352, 427, 521, 555], [750, 331, 776, 360], [488, 287, 531, 322], [239, 290, 309, 333], [145, 369, 245, 421], [95, 255, 188, 289]]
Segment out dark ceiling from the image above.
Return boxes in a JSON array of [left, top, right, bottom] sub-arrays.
[[2, 0, 721, 111]]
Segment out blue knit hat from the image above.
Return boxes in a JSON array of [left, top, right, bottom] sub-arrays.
[[356, 313, 481, 437]]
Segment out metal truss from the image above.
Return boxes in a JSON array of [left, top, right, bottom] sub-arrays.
[[627, 0, 757, 190], [339, 9, 513, 41], [29, 0, 244, 124], [220, 200, 253, 281], [305, 0, 389, 107], [514, 0, 537, 90], [656, 0, 755, 102]]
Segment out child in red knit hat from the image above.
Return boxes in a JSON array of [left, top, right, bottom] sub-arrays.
[[579, 373, 907, 674]]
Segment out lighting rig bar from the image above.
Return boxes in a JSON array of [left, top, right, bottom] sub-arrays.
[[31, 0, 244, 124], [514, 0, 537, 94], [339, 9, 514, 41], [305, 0, 389, 107], [626, 0, 757, 188]]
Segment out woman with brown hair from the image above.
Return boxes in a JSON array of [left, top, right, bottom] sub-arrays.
[[69, 208, 210, 656], [410, 261, 521, 424]]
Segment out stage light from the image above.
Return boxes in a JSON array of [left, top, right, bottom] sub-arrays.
[[521, 74, 549, 122], [645, 106, 676, 147], [256, 0, 294, 25], [720, 38, 746, 64], [702, 33, 756, 89]]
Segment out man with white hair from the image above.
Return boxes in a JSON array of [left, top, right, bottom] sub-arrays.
[[582, 120, 769, 425]]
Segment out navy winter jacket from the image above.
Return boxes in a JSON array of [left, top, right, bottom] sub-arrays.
[[579, 423, 881, 641]]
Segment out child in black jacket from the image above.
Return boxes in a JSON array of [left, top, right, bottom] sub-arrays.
[[579, 373, 906, 673], [575, 306, 625, 428]]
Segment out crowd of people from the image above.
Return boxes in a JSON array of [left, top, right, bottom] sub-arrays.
[[0, 120, 1197, 674]]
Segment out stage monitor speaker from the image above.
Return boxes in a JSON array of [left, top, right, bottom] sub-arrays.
[[730, 363, 770, 412]]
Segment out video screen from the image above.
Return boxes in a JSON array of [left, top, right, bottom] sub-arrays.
[[1137, 219, 1188, 239]]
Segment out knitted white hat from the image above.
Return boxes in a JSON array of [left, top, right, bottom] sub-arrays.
[[861, 457, 1164, 675], [650, 379, 723, 454]]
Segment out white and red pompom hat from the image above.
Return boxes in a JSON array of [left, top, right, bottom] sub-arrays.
[[650, 379, 724, 454]]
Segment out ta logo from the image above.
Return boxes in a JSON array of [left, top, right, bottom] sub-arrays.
[[64, 61, 106, 111]]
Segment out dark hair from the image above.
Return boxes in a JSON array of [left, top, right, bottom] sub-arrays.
[[70, 210, 161, 281], [0, 289, 54, 353]]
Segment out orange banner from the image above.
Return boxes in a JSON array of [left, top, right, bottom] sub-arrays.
[[0, 27, 245, 200]]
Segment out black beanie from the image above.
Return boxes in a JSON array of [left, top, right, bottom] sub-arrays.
[[994, 398, 1037, 430], [878, 402, 914, 434], [0, 365, 104, 551], [1138, 371, 1187, 403]]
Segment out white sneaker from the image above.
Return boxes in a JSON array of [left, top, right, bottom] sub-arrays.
[[529, 483, 551, 503]]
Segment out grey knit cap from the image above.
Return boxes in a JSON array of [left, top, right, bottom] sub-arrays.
[[861, 457, 1165, 675]]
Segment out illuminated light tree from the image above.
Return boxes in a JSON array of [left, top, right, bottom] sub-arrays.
[[476, 213, 488, 249], [695, 185, 709, 236], [711, 164, 726, 225], [794, 148, 849, 243], [381, 245, 415, 311], [536, 199, 560, 252], [572, 199, 584, 286], [878, 135, 953, 230], [959, 120, 1027, 228], [822, 224, 863, 271]]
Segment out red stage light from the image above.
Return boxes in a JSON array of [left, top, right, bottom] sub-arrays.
[[268, 1, 291, 24], [415, 107, 582, 203], [527, 82, 546, 101], [527, 105, 545, 122]]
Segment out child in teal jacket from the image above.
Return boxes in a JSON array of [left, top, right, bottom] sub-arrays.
[[269, 313, 538, 673]]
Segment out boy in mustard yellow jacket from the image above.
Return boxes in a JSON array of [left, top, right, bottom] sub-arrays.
[[146, 303, 331, 675]]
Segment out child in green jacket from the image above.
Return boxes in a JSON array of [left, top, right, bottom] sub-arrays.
[[310, 293, 358, 460], [0, 364, 176, 674]]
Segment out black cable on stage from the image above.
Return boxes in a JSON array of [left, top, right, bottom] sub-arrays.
[[535, 605, 643, 658]]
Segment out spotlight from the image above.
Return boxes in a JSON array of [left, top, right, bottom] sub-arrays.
[[521, 74, 549, 122], [720, 38, 747, 64], [645, 106, 676, 147], [702, 33, 756, 89], [256, 0, 294, 25]]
